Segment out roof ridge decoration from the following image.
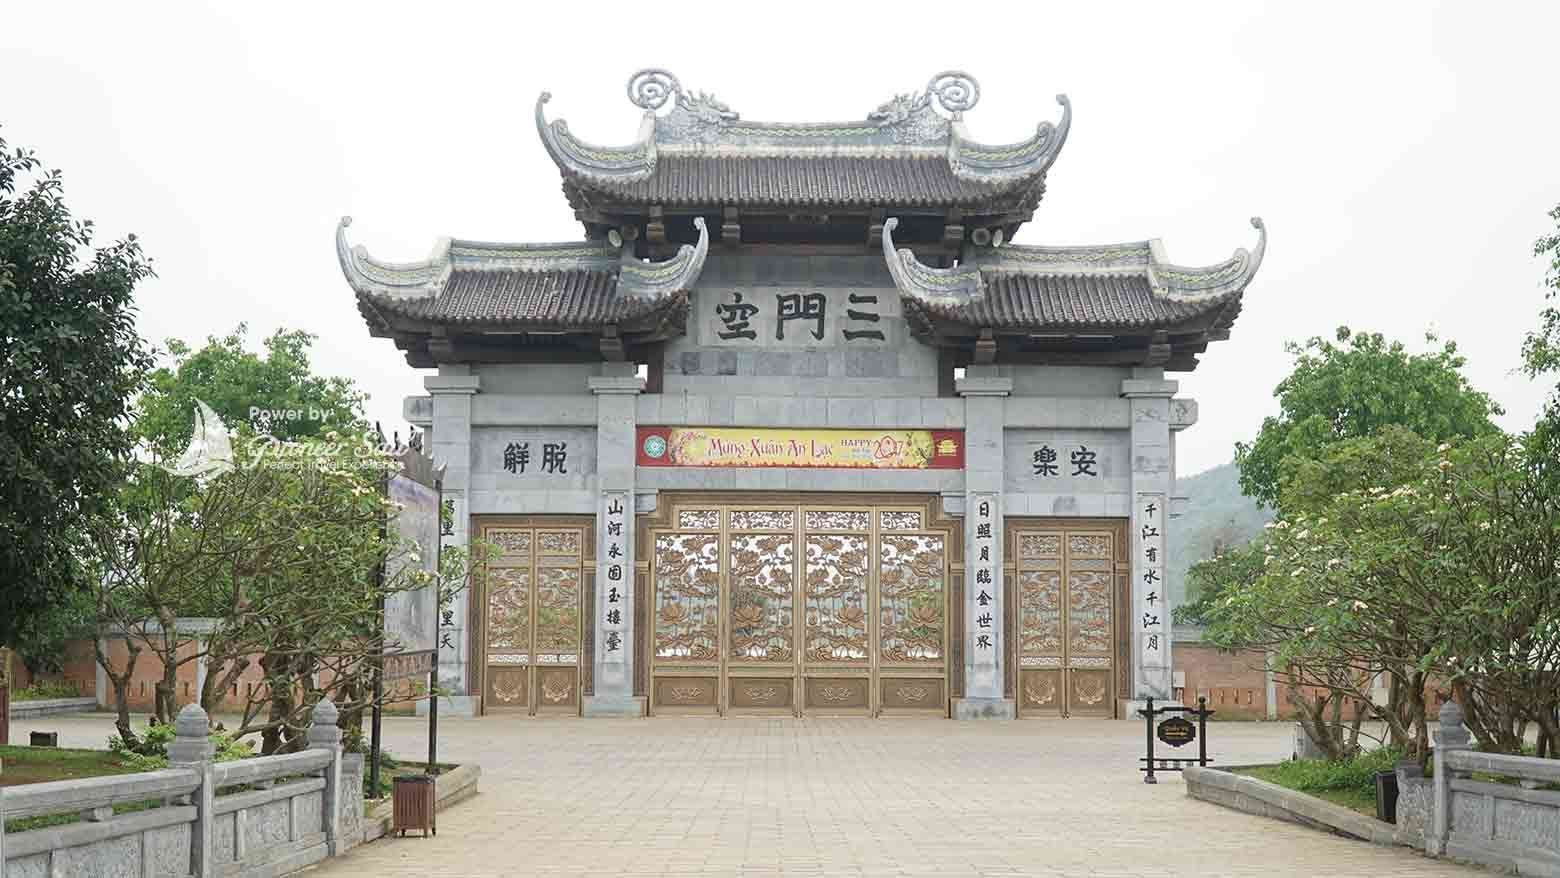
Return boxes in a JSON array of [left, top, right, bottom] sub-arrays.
[[881, 216, 1267, 304], [536, 69, 1070, 184], [336, 215, 710, 302]]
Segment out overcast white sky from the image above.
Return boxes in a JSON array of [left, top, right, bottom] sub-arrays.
[[4, 2, 1556, 476]]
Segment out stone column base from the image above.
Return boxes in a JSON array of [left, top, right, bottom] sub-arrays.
[[951, 697, 1015, 720], [582, 694, 647, 718], [415, 695, 479, 718]]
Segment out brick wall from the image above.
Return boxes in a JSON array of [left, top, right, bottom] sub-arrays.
[[1173, 642, 1269, 719]]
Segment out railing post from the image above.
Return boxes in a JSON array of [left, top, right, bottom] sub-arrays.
[[1143, 697, 1157, 784], [167, 703, 215, 878], [309, 698, 344, 855], [1427, 699, 1469, 856]]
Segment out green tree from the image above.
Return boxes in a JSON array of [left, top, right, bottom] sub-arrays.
[[1208, 431, 1560, 761], [1523, 203, 1560, 421], [135, 324, 367, 454], [1234, 327, 1500, 509], [0, 133, 153, 660], [1173, 538, 1266, 627]]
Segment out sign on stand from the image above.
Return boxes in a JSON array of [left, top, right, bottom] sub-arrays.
[[1138, 696, 1214, 783]]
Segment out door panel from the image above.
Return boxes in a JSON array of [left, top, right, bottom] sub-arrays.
[[1014, 524, 1119, 718], [479, 523, 586, 715], [648, 499, 950, 717], [650, 530, 721, 714]]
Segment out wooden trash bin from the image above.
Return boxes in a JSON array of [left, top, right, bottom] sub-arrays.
[[391, 774, 436, 837]]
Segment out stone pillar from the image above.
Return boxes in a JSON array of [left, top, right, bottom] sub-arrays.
[[1123, 368, 1177, 704], [583, 363, 646, 717], [307, 699, 345, 855], [1427, 700, 1470, 856], [167, 703, 215, 877], [423, 372, 478, 716], [952, 367, 1014, 719]]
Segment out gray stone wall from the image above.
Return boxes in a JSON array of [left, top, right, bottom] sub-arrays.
[[663, 247, 939, 399], [416, 246, 1209, 710]]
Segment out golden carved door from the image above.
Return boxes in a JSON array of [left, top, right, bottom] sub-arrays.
[[1012, 525, 1118, 718], [478, 522, 586, 715], [647, 498, 949, 717]]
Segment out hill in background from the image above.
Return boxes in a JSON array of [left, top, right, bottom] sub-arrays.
[[1168, 461, 1273, 606]]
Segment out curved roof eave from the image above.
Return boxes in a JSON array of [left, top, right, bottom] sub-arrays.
[[336, 216, 450, 300], [535, 91, 657, 183], [947, 95, 1071, 187], [881, 215, 1268, 322], [617, 216, 709, 300], [1146, 218, 1267, 300]]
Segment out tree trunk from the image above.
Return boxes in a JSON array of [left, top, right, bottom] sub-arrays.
[[96, 637, 142, 748], [1287, 683, 1352, 761], [258, 651, 295, 755]]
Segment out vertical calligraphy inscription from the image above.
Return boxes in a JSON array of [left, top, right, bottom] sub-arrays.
[[972, 496, 996, 654], [601, 492, 629, 658], [1136, 493, 1167, 669]]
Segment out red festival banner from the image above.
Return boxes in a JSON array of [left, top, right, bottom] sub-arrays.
[[636, 427, 964, 470]]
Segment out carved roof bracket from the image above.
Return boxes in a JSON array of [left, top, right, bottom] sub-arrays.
[[974, 329, 998, 365]]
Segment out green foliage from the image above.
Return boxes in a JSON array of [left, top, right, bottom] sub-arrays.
[[1208, 430, 1560, 758], [107, 719, 254, 770], [0, 131, 154, 652], [10, 678, 83, 701], [135, 323, 367, 455], [1174, 538, 1267, 627], [1234, 326, 1500, 509], [1241, 747, 1404, 815], [1525, 203, 1560, 432]]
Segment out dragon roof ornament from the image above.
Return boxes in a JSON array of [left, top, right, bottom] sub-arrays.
[[336, 215, 709, 303], [536, 69, 1069, 186], [882, 216, 1267, 306]]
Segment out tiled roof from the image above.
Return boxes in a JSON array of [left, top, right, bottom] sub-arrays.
[[882, 217, 1265, 334], [359, 268, 643, 326], [571, 154, 1031, 208], [338, 217, 708, 331], [538, 71, 1068, 212], [916, 273, 1232, 330]]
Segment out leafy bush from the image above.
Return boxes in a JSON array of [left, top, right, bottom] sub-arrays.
[[10, 679, 84, 701], [1265, 746, 1403, 797], [108, 719, 254, 770]]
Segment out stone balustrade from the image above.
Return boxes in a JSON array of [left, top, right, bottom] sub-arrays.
[[1422, 700, 1560, 875], [1, 699, 366, 878]]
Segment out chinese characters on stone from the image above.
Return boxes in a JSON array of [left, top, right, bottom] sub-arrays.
[[972, 495, 997, 652], [502, 441, 568, 475], [1137, 493, 1167, 669], [601, 492, 629, 657], [1032, 444, 1098, 478], [714, 290, 884, 343], [437, 497, 461, 653]]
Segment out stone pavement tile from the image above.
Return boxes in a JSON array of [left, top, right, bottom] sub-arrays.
[[13, 712, 1487, 877]]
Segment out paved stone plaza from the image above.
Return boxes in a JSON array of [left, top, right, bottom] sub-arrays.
[[14, 714, 1481, 877]]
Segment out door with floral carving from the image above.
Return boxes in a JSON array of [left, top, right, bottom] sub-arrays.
[[648, 498, 950, 717], [478, 522, 587, 715], [1011, 523, 1122, 718]]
